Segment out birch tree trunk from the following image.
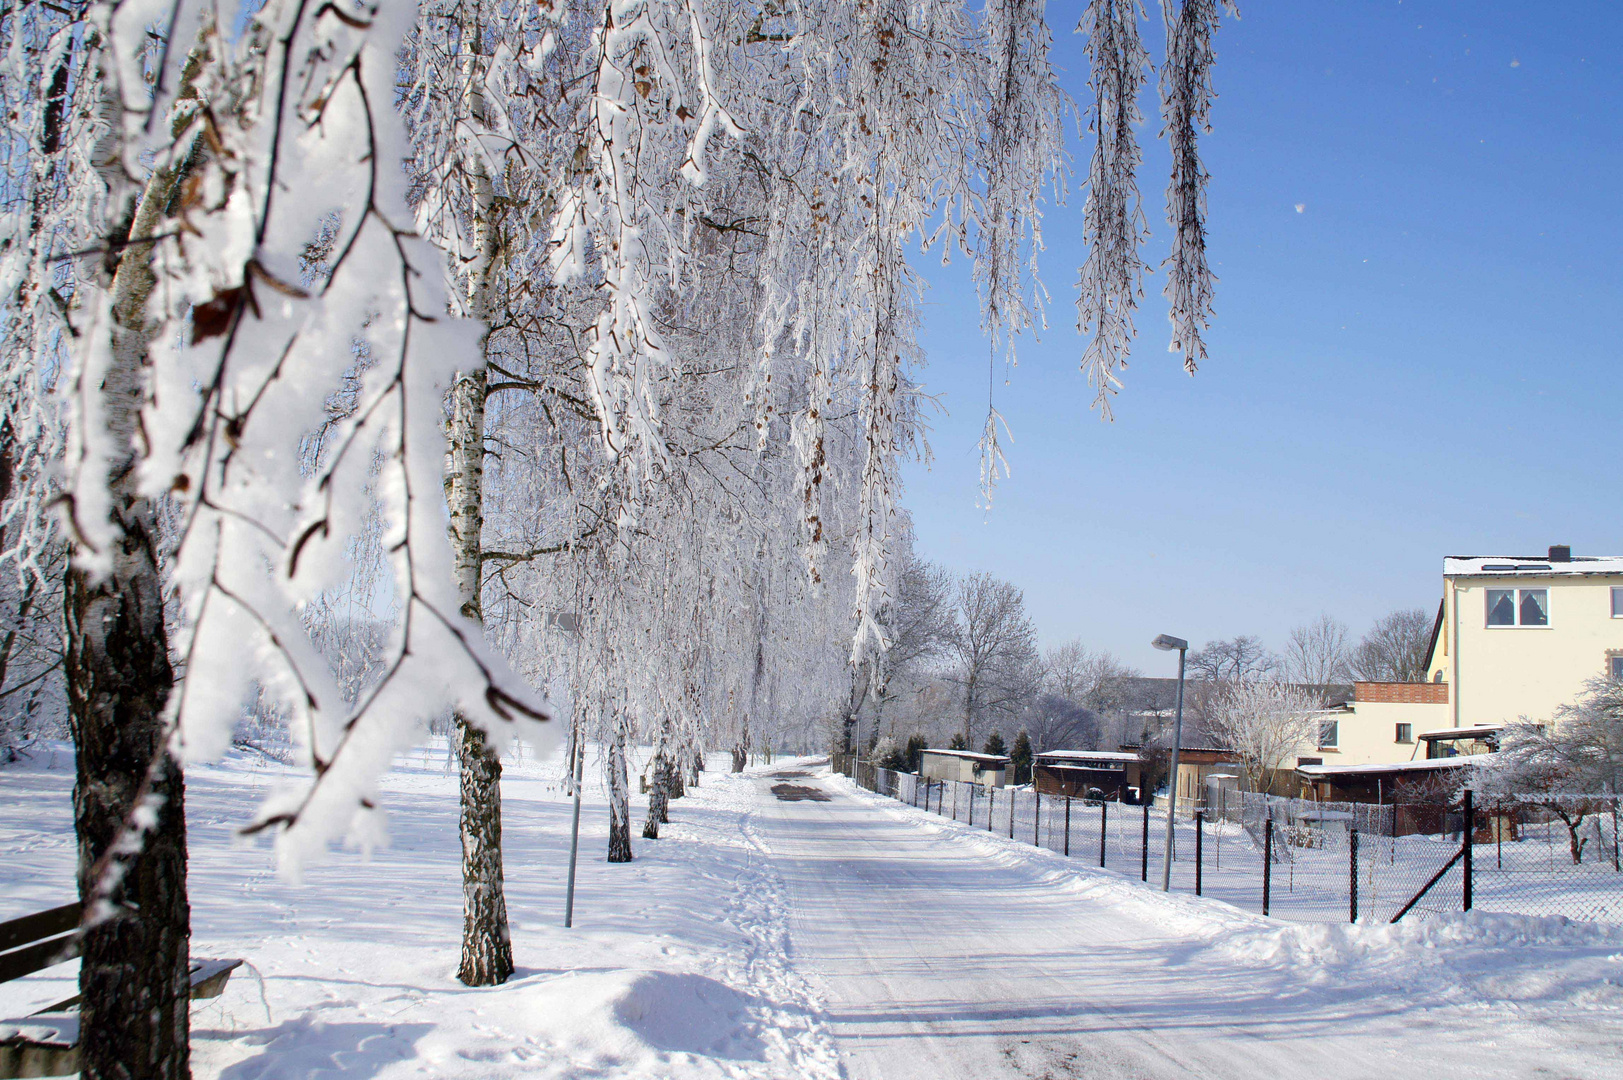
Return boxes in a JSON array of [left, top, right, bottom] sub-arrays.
[[607, 715, 632, 862], [66, 123, 191, 1080], [445, 367, 513, 986], [642, 752, 668, 839]]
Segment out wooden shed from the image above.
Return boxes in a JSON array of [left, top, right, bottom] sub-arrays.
[[918, 749, 1009, 789], [1031, 751, 1141, 802]]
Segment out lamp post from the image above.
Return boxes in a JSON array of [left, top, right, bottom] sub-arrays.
[[1152, 633, 1189, 892]]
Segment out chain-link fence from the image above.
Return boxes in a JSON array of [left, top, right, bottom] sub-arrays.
[[849, 764, 1622, 925]]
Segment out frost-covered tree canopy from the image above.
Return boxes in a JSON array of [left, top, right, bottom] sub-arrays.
[[0, 0, 1236, 853]]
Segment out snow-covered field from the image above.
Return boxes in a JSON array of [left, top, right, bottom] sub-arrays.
[[3, 747, 1621, 1078]]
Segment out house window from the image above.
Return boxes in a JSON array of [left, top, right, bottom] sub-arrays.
[[1611, 655, 1623, 681], [1613, 588, 1623, 618], [1318, 719, 1339, 749], [1487, 588, 1548, 626], [1395, 723, 1413, 743]]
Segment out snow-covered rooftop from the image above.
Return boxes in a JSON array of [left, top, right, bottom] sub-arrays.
[[1035, 750, 1139, 762], [1295, 756, 1492, 777], [920, 749, 1009, 764], [1444, 554, 1623, 578]]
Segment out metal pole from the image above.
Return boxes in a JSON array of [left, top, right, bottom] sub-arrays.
[[1263, 817, 1274, 916], [1100, 800, 1108, 867], [1141, 800, 1150, 883], [1349, 828, 1359, 924], [1064, 796, 1071, 857], [1160, 647, 1187, 891], [1195, 811, 1204, 896], [1034, 790, 1041, 847], [1009, 790, 1016, 838], [1462, 788, 1473, 912], [564, 733, 586, 928]]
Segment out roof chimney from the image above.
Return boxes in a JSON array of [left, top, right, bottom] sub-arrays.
[[1549, 544, 1571, 562]]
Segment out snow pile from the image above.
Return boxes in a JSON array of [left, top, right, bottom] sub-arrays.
[[1213, 910, 1623, 1010]]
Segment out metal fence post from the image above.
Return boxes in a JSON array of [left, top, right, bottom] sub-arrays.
[[1612, 796, 1621, 872], [1034, 791, 1042, 847], [1263, 817, 1274, 916], [970, 786, 977, 828], [1463, 788, 1473, 912], [1195, 811, 1204, 896], [1349, 828, 1359, 924], [1100, 800, 1108, 868], [1064, 796, 1071, 857], [1141, 801, 1150, 883]]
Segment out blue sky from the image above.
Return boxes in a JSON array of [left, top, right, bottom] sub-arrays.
[[903, 0, 1622, 672]]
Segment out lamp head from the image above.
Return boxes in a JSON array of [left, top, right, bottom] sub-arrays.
[[1151, 634, 1189, 652]]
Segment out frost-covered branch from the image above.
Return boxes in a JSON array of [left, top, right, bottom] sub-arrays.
[[1158, 0, 1236, 371], [1075, 0, 1151, 419]]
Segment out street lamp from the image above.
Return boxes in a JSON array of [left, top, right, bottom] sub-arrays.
[[1152, 634, 1189, 892]]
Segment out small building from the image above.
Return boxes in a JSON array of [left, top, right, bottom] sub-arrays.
[[1119, 743, 1243, 809], [1294, 757, 1483, 807], [918, 749, 1009, 789], [1031, 750, 1142, 801]]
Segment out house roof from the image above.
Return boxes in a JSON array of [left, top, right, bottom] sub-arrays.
[[1443, 555, 1623, 578], [1417, 725, 1503, 741], [920, 749, 1010, 765], [1035, 750, 1139, 763], [1295, 756, 1491, 778]]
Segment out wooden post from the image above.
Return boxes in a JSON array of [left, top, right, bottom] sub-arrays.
[[1263, 817, 1274, 916]]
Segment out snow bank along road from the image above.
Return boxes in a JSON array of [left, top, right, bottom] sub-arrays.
[[2, 749, 1620, 1078]]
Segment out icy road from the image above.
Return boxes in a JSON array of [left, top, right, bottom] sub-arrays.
[[2, 748, 1620, 1078]]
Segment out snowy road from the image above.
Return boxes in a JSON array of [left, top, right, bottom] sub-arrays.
[[751, 768, 1623, 1080]]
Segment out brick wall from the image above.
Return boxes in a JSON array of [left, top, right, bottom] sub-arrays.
[[1353, 681, 1449, 704]]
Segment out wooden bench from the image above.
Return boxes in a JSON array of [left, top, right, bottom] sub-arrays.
[[0, 903, 242, 1078]]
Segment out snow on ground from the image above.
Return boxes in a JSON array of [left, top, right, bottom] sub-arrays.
[[2, 749, 1620, 1078], [0, 742, 839, 1079]]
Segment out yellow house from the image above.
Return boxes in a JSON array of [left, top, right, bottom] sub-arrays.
[[1426, 546, 1623, 727], [1320, 546, 1623, 769], [1307, 681, 1448, 768]]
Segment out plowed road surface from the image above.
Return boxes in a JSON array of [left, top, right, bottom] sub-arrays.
[[752, 769, 1620, 1080]]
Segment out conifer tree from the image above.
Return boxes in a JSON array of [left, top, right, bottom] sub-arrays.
[[983, 731, 1008, 757], [905, 734, 928, 773], [1011, 729, 1034, 785]]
